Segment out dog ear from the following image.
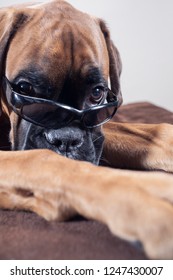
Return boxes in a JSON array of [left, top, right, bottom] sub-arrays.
[[0, 7, 28, 115], [99, 19, 123, 106]]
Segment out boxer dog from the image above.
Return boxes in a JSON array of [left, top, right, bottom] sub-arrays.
[[0, 0, 173, 259]]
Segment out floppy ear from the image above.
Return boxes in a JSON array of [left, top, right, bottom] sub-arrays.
[[0, 7, 28, 115], [99, 20, 123, 106]]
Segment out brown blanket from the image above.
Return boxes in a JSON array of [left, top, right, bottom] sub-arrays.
[[0, 102, 172, 260]]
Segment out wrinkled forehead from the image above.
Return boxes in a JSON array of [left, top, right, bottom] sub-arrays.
[[5, 2, 109, 84]]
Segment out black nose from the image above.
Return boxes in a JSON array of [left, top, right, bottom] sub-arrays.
[[44, 127, 84, 154]]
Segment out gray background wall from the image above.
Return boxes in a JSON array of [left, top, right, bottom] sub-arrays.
[[1, 0, 173, 111]]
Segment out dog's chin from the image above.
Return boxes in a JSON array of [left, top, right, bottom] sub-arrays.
[[12, 123, 104, 165]]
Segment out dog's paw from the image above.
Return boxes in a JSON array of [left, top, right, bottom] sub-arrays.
[[0, 184, 76, 222], [102, 171, 173, 259], [22, 190, 77, 222]]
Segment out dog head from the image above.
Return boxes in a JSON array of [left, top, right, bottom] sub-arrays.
[[0, 0, 122, 164]]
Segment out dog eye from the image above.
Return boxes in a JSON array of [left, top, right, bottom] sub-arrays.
[[17, 81, 33, 95], [90, 86, 107, 104]]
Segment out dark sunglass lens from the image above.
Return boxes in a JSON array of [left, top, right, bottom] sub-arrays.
[[22, 103, 74, 128], [83, 106, 116, 128]]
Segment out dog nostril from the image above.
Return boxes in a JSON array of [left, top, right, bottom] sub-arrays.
[[71, 139, 80, 147], [56, 140, 63, 147]]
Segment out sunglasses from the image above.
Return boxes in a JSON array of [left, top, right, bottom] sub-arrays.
[[3, 76, 119, 129]]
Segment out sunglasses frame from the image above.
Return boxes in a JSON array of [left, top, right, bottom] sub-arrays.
[[3, 76, 119, 129]]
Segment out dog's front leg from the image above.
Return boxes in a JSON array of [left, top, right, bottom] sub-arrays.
[[65, 167, 173, 259], [103, 122, 173, 172], [1, 149, 173, 259], [0, 150, 77, 221]]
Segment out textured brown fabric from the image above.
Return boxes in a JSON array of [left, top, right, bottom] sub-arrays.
[[0, 102, 172, 260], [113, 102, 173, 124]]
